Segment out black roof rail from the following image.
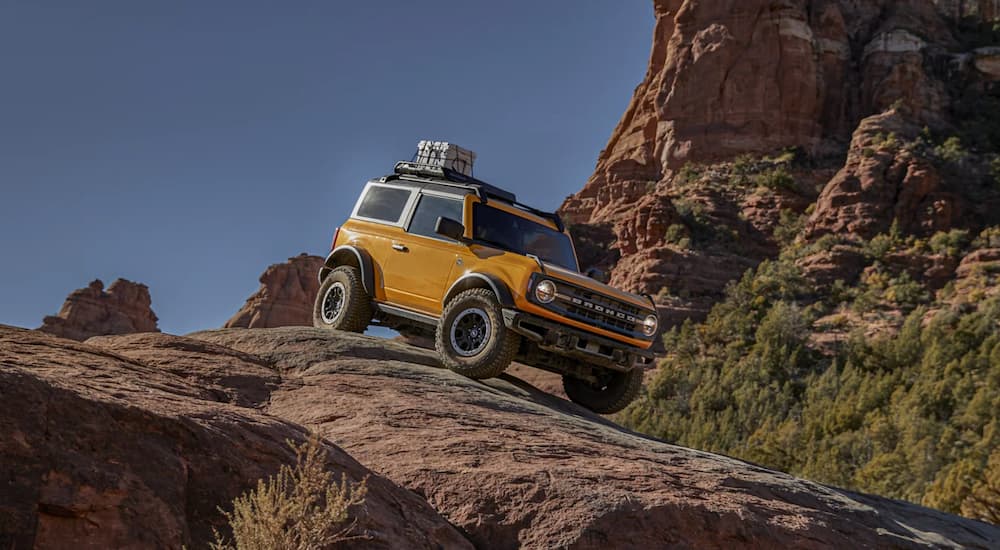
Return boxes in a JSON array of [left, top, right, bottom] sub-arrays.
[[392, 161, 565, 232]]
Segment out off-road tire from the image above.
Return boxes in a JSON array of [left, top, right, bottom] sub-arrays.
[[436, 288, 520, 379], [563, 367, 643, 414], [313, 266, 372, 333]]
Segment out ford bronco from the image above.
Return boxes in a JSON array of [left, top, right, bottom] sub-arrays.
[[313, 144, 657, 414]]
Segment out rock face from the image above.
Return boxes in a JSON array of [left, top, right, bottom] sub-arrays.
[[805, 109, 959, 241], [37, 279, 159, 341], [563, 0, 953, 224], [560, 0, 999, 325], [5, 325, 997, 547], [0, 326, 470, 550], [225, 254, 324, 329]]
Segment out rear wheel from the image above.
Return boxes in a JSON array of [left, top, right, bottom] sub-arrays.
[[563, 367, 643, 414], [313, 266, 372, 333], [436, 289, 520, 379]]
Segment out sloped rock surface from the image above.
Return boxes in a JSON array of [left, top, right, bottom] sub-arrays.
[[225, 253, 324, 329], [38, 279, 159, 341], [190, 327, 1000, 550], [0, 325, 471, 550]]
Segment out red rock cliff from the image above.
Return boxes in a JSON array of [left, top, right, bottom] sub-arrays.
[[561, 0, 999, 323]]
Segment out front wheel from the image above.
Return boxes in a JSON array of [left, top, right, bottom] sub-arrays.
[[435, 288, 520, 379], [563, 367, 643, 414], [313, 266, 372, 333]]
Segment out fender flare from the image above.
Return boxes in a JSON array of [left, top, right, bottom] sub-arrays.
[[320, 246, 375, 296], [443, 273, 516, 309]]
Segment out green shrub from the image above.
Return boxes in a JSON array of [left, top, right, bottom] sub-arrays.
[[755, 166, 797, 192], [678, 163, 701, 184], [929, 229, 971, 257], [973, 226, 1000, 249], [991, 157, 1000, 186], [212, 435, 368, 550], [664, 224, 687, 246], [885, 272, 930, 310], [773, 209, 805, 247], [871, 132, 899, 151], [936, 136, 969, 164], [864, 234, 895, 261]]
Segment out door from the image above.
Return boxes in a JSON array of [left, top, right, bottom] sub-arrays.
[[382, 193, 465, 314]]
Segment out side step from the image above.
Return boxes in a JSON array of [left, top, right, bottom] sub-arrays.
[[373, 303, 438, 327]]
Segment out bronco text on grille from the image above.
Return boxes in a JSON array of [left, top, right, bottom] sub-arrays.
[[533, 277, 646, 339]]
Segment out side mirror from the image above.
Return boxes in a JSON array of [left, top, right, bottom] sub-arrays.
[[435, 216, 467, 242], [585, 267, 610, 284]]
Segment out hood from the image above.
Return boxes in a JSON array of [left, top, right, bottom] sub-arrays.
[[542, 262, 655, 313]]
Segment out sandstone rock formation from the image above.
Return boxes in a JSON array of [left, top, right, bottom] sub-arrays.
[[0, 326, 470, 550], [560, 0, 1000, 325], [37, 279, 159, 341], [805, 109, 959, 241], [224, 253, 324, 329], [5, 325, 997, 547]]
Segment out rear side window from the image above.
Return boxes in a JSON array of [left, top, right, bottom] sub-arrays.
[[407, 194, 464, 240], [356, 185, 412, 223]]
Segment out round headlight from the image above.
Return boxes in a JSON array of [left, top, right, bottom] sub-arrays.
[[642, 314, 658, 336], [534, 279, 557, 304]]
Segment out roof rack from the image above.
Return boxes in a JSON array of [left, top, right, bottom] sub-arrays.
[[394, 161, 516, 202], [392, 160, 565, 232]]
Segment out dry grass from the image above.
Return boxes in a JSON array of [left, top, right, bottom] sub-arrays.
[[211, 434, 368, 550]]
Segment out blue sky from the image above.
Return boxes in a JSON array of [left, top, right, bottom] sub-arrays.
[[0, 1, 654, 335]]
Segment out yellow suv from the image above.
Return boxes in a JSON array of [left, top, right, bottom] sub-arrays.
[[313, 159, 657, 414]]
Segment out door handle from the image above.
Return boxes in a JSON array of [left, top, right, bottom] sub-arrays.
[[391, 243, 408, 252]]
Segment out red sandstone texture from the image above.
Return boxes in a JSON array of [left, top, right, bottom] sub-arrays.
[[224, 253, 324, 329], [37, 279, 159, 341], [560, 0, 999, 325]]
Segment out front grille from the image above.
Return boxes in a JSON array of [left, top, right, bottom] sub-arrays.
[[532, 275, 651, 339]]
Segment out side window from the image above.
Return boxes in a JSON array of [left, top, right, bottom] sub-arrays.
[[356, 185, 412, 223], [407, 194, 464, 240]]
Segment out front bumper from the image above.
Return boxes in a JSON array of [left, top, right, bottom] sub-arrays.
[[502, 309, 655, 371]]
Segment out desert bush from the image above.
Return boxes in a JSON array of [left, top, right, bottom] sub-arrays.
[[936, 136, 970, 164], [678, 163, 701, 184], [884, 272, 931, 310], [773, 209, 805, 247], [664, 224, 687, 247], [973, 226, 1000, 249], [929, 229, 971, 257], [731, 154, 757, 185], [871, 132, 899, 151], [211, 434, 368, 550], [864, 234, 895, 261], [755, 166, 797, 192]]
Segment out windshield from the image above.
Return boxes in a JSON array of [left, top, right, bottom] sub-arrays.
[[472, 203, 579, 271]]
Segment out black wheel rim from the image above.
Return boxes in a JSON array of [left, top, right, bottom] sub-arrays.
[[450, 308, 491, 357], [321, 282, 346, 324]]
